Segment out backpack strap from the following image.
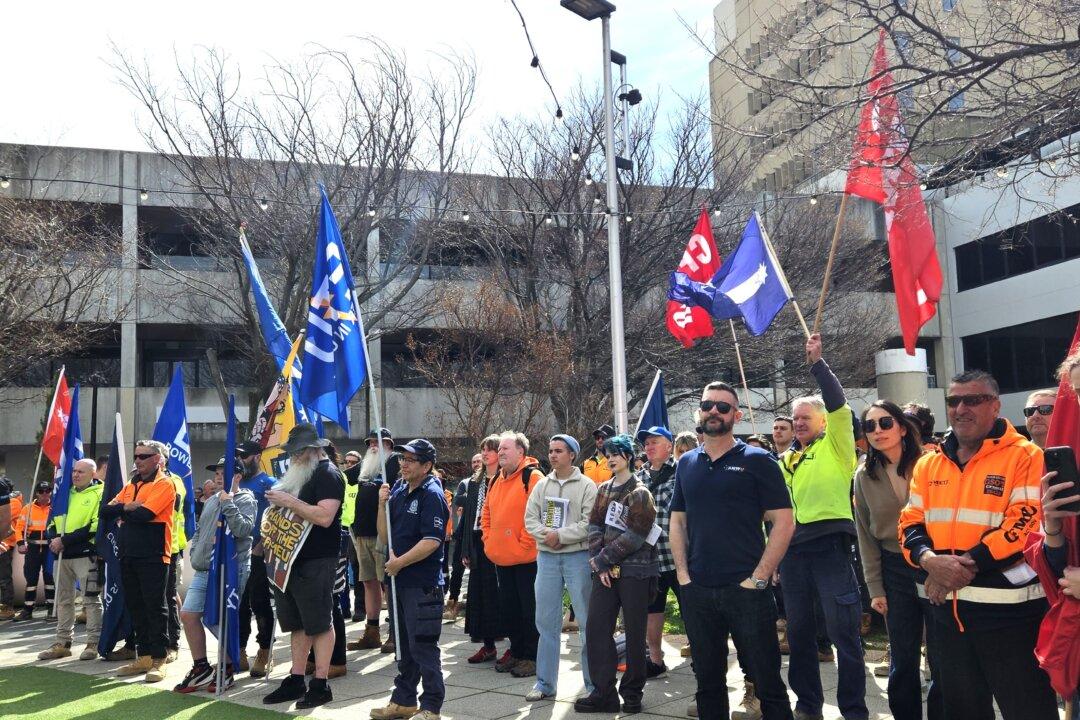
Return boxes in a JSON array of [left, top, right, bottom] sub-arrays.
[[521, 465, 537, 493]]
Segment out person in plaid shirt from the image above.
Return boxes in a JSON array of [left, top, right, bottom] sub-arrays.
[[634, 425, 678, 679]]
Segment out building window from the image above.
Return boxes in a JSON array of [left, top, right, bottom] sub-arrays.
[[961, 311, 1077, 394], [954, 207, 1080, 290]]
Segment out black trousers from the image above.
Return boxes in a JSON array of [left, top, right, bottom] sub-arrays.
[[495, 562, 538, 661], [166, 553, 180, 650], [0, 546, 14, 606], [121, 557, 169, 659], [930, 612, 1058, 720], [586, 575, 653, 704], [447, 535, 465, 602], [240, 554, 275, 650], [22, 544, 54, 607]]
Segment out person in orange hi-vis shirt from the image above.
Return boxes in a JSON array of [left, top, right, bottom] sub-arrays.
[[899, 369, 1057, 720], [0, 480, 23, 620], [100, 439, 177, 684]]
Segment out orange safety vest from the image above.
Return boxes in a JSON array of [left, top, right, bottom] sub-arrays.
[[20, 501, 52, 544], [3, 493, 23, 545]]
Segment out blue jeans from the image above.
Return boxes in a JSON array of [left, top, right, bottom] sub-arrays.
[[390, 584, 445, 713], [533, 550, 593, 695], [681, 582, 793, 720], [780, 534, 868, 720], [880, 550, 942, 720]]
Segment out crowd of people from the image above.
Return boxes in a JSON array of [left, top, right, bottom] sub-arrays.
[[0, 332, 1077, 720]]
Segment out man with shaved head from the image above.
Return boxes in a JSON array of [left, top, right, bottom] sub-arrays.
[[39, 458, 104, 661]]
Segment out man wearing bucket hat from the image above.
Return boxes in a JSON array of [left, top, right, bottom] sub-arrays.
[[262, 424, 344, 710], [583, 425, 616, 485], [371, 438, 449, 720]]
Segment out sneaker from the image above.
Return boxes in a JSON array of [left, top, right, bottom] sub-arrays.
[[369, 702, 420, 719], [206, 670, 235, 693], [510, 659, 536, 678], [263, 673, 307, 704], [37, 642, 72, 660], [467, 646, 497, 664], [731, 681, 762, 720], [525, 689, 552, 702], [622, 699, 643, 714], [116, 655, 153, 676], [412, 712, 441, 720], [494, 650, 516, 673], [174, 663, 215, 693], [251, 647, 274, 678], [145, 657, 168, 683], [105, 646, 137, 662], [296, 682, 333, 709], [573, 693, 622, 713], [645, 659, 667, 680], [79, 645, 97, 661]]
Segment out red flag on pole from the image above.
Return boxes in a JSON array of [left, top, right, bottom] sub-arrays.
[[667, 209, 722, 348], [845, 30, 943, 355], [42, 368, 71, 466]]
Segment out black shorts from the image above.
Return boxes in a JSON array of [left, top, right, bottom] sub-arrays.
[[647, 569, 682, 614], [274, 557, 337, 636]]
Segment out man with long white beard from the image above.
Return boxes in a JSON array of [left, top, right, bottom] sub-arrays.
[[346, 428, 400, 652], [262, 424, 345, 710]]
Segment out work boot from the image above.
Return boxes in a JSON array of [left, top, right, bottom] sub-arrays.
[[380, 637, 395, 654], [105, 645, 137, 661], [79, 645, 97, 661], [37, 642, 72, 660], [250, 647, 274, 678], [327, 664, 347, 679], [348, 623, 381, 650], [0, 604, 15, 620], [14, 605, 33, 622], [145, 657, 168, 683], [116, 655, 153, 677], [731, 681, 762, 720], [369, 702, 419, 719], [263, 673, 306, 704], [443, 600, 458, 621], [509, 659, 536, 677], [573, 692, 621, 713], [776, 619, 790, 655], [239, 650, 250, 673], [296, 680, 333, 709]]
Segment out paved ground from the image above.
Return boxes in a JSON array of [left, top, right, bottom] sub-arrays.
[[0, 609, 911, 719]]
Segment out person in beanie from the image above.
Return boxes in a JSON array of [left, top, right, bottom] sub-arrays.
[[173, 458, 256, 693], [583, 425, 616, 485], [261, 424, 344, 710], [523, 433, 598, 702], [575, 434, 659, 714], [370, 438, 449, 720]]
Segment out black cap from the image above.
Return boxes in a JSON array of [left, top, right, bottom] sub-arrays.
[[393, 438, 437, 464], [366, 427, 393, 442], [592, 424, 616, 439], [238, 440, 263, 456], [34, 480, 52, 493], [206, 456, 226, 471]]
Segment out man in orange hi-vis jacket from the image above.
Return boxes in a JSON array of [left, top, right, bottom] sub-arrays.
[[899, 369, 1056, 720]]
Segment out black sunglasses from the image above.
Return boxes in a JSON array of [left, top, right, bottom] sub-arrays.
[[699, 400, 735, 414], [133, 453, 159, 460], [862, 416, 896, 433], [1023, 404, 1054, 418], [944, 394, 996, 408], [37, 488, 52, 494], [238, 451, 256, 459]]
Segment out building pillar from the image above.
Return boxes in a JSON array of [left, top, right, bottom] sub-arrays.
[[118, 152, 139, 439], [874, 349, 929, 408]]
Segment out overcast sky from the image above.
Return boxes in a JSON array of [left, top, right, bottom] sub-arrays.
[[1, 1, 719, 154]]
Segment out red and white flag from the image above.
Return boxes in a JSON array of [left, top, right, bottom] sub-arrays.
[[845, 30, 943, 355], [667, 209, 722, 347], [41, 368, 71, 466]]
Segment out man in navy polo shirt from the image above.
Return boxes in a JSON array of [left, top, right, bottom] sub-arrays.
[[371, 439, 449, 720], [670, 381, 795, 720]]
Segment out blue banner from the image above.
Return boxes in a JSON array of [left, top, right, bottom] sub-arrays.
[[97, 419, 131, 657], [634, 371, 669, 438], [298, 185, 369, 432], [152, 366, 195, 539], [49, 384, 83, 528], [203, 395, 241, 669]]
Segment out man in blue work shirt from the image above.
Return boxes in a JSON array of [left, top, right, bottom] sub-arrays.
[[237, 440, 277, 677], [371, 438, 448, 720]]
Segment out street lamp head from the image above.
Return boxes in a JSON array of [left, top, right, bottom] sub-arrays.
[[624, 88, 643, 106], [560, 0, 616, 21]]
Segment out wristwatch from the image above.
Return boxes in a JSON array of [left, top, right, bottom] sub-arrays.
[[749, 576, 769, 590]]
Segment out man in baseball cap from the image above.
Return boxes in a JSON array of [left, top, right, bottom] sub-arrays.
[[583, 425, 616, 485]]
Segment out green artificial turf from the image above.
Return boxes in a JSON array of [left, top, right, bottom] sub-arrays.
[[0, 666, 292, 720]]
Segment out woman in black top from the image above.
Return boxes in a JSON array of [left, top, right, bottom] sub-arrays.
[[461, 435, 505, 663]]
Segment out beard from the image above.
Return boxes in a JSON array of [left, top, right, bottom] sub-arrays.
[[701, 415, 732, 437], [359, 448, 382, 480], [275, 452, 319, 496]]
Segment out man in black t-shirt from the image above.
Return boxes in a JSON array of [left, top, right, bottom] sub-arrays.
[[263, 424, 345, 710]]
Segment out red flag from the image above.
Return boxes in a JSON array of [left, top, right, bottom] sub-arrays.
[[667, 209, 722, 347], [1022, 315, 1080, 697], [845, 30, 943, 355], [41, 369, 71, 466]]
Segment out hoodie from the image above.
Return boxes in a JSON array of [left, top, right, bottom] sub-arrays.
[[481, 456, 542, 566], [525, 467, 598, 554], [188, 488, 257, 573]]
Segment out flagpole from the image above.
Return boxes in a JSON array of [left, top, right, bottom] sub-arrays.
[[812, 192, 850, 335], [755, 212, 812, 341], [727, 320, 757, 433]]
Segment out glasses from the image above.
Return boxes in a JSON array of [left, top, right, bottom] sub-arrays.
[[399, 456, 422, 465], [133, 453, 159, 461], [944, 394, 996, 408], [699, 400, 735, 414], [238, 452, 256, 459], [37, 488, 52, 494], [862, 416, 896, 433], [1023, 404, 1054, 418]]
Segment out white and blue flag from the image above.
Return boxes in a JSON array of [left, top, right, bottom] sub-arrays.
[[49, 383, 83, 529], [668, 212, 793, 336], [152, 366, 195, 538], [298, 185, 369, 432]]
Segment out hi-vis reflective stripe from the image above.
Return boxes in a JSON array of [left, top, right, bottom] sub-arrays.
[[907, 493, 924, 509], [1009, 487, 1038, 504], [923, 508, 1004, 527], [916, 582, 1045, 604]]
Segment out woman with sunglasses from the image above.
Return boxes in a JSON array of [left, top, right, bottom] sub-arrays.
[[575, 434, 658, 715], [853, 401, 940, 720]]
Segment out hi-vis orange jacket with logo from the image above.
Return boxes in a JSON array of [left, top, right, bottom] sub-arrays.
[[899, 418, 1046, 630]]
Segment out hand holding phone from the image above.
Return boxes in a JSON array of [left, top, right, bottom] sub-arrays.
[[1042, 446, 1080, 518]]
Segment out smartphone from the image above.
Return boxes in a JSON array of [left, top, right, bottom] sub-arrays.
[[1043, 446, 1080, 514]]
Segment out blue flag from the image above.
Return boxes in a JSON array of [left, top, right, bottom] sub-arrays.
[[668, 212, 793, 336], [240, 233, 304, 379], [49, 384, 83, 529], [298, 185, 369, 431], [97, 415, 131, 657], [634, 371, 669, 438], [204, 395, 241, 670], [152, 366, 195, 539]]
